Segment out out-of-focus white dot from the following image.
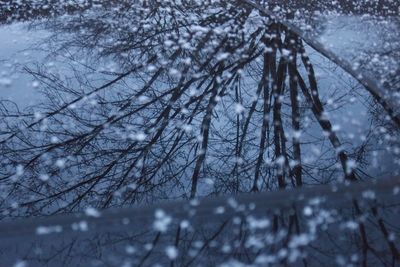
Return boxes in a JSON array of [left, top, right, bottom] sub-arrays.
[[165, 245, 178, 260]]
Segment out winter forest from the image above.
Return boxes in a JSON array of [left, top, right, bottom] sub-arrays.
[[0, 0, 399, 266]]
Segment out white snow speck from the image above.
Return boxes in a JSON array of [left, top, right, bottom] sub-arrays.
[[36, 225, 63, 235], [85, 207, 101, 218], [303, 206, 313, 216], [125, 245, 136, 254], [72, 221, 88, 231], [134, 132, 147, 141], [38, 174, 49, 181], [362, 190, 376, 200], [214, 206, 225, 214], [247, 216, 270, 229], [13, 260, 27, 267], [153, 209, 172, 232], [234, 103, 245, 114], [165, 245, 178, 260], [180, 220, 190, 229]]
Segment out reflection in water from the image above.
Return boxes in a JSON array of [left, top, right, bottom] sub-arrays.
[[0, 1, 399, 215], [0, 1, 399, 266]]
